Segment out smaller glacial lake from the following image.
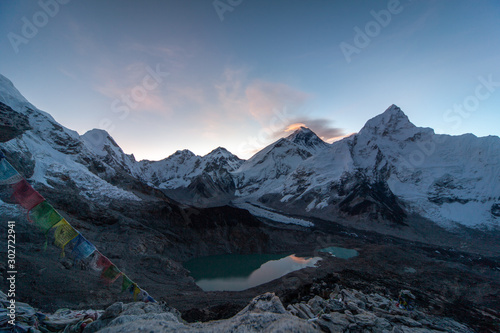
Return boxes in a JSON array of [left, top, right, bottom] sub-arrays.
[[184, 247, 357, 292], [319, 246, 358, 258]]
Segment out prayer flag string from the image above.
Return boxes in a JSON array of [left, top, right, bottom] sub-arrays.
[[0, 152, 156, 303]]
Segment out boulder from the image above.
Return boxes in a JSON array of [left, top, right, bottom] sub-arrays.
[[354, 311, 377, 327], [316, 313, 350, 333], [297, 303, 316, 319], [308, 296, 328, 316], [100, 302, 123, 319]]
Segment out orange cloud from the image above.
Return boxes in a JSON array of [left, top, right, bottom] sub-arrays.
[[284, 123, 307, 132], [279, 117, 346, 142]]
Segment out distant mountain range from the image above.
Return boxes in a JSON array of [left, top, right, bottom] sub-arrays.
[[1, 73, 499, 230]]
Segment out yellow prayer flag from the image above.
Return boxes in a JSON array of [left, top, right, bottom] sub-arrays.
[[52, 219, 79, 255], [133, 284, 141, 301]]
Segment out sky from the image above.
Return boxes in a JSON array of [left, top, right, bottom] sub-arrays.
[[1, 0, 499, 160]]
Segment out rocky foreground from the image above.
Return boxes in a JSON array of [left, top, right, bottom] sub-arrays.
[[88, 289, 474, 333], [4, 283, 475, 333]]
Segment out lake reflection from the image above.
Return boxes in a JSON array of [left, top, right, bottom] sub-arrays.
[[184, 254, 321, 291]]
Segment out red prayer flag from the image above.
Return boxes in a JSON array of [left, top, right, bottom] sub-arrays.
[[90, 252, 113, 272], [97, 253, 112, 270], [12, 179, 44, 210]]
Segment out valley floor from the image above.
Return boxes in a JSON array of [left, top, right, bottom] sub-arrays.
[[1, 209, 499, 332], [161, 218, 500, 333]]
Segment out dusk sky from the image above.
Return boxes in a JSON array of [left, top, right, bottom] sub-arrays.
[[1, 0, 499, 160]]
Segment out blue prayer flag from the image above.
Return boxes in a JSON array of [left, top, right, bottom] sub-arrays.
[[0, 159, 23, 185], [71, 235, 97, 261]]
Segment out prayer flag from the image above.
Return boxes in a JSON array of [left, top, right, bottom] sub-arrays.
[[29, 201, 63, 233], [138, 289, 149, 302], [101, 264, 122, 285], [70, 235, 96, 262], [132, 284, 141, 301], [0, 159, 23, 185], [121, 275, 133, 293], [97, 253, 112, 270], [138, 289, 156, 303], [0, 153, 156, 303], [52, 219, 79, 255], [90, 252, 112, 272], [12, 179, 44, 210], [145, 295, 156, 303]]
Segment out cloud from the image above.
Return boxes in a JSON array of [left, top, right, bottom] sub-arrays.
[[214, 67, 249, 117], [282, 117, 346, 143], [125, 42, 188, 70], [206, 67, 352, 155], [62, 25, 187, 116], [245, 80, 310, 125], [212, 67, 312, 129], [93, 61, 169, 114], [284, 123, 307, 132]]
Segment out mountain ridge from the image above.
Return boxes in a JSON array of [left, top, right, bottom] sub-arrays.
[[0, 74, 499, 231]]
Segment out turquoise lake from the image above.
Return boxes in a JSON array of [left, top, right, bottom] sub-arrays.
[[319, 246, 359, 258], [184, 247, 358, 291]]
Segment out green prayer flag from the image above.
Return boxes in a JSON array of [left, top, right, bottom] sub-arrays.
[[121, 275, 133, 293], [30, 201, 63, 233], [101, 264, 122, 284]]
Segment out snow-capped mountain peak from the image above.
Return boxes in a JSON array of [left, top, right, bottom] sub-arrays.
[[285, 126, 329, 154], [204, 147, 243, 171], [172, 149, 196, 158], [0, 74, 32, 111], [0, 78, 141, 203], [81, 128, 137, 173], [82, 129, 121, 157], [286, 126, 324, 143], [0, 75, 72, 138], [359, 104, 417, 137], [206, 146, 236, 159], [286, 126, 314, 141]]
